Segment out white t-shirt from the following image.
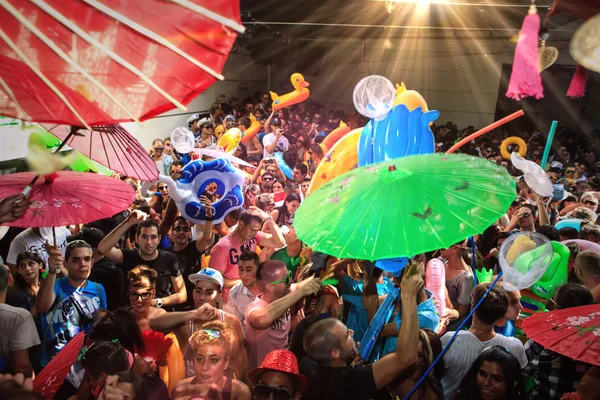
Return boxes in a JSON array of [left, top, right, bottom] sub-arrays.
[[7, 227, 70, 266], [0, 303, 41, 366], [440, 330, 527, 400], [262, 133, 289, 159]]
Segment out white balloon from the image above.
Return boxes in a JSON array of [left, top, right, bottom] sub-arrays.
[[352, 75, 396, 120], [170, 127, 195, 154], [498, 232, 553, 291], [511, 152, 553, 197]]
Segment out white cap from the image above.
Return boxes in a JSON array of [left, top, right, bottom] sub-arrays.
[[197, 117, 214, 128], [189, 268, 224, 290], [186, 113, 201, 125]]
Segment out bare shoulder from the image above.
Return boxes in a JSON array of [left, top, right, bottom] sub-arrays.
[[150, 307, 167, 318], [232, 379, 252, 400]]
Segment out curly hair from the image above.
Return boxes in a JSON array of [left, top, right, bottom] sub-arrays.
[[189, 319, 235, 357], [127, 265, 158, 288]]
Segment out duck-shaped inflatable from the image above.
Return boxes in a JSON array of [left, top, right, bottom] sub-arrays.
[[394, 82, 428, 111], [270, 73, 310, 111], [240, 113, 261, 144]]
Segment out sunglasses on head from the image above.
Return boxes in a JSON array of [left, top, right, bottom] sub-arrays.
[[253, 383, 294, 400], [269, 270, 292, 285], [173, 226, 191, 232]]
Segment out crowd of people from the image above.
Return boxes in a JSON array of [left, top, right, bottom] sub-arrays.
[[0, 90, 599, 400]]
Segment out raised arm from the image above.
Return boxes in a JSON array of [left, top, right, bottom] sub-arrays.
[[97, 210, 148, 264], [264, 109, 275, 134], [195, 196, 214, 253], [371, 263, 422, 390], [35, 248, 62, 313], [248, 277, 320, 330]]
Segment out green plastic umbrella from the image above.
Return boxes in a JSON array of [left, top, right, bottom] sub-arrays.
[[69, 151, 113, 176], [294, 153, 516, 260]]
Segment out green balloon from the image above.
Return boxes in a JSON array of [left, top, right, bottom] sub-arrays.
[[68, 151, 112, 176], [513, 241, 569, 299]]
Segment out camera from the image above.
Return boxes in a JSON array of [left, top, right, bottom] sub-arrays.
[[522, 212, 531, 218]]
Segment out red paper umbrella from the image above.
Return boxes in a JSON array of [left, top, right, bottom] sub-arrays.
[[42, 124, 159, 181], [139, 330, 173, 363], [33, 331, 86, 399], [0, 0, 243, 127], [522, 304, 600, 366], [0, 171, 135, 228]]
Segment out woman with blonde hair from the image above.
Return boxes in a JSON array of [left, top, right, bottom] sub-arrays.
[[171, 320, 251, 400]]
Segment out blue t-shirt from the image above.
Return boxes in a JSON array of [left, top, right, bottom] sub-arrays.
[[342, 275, 394, 343], [40, 279, 107, 366], [494, 320, 515, 337]]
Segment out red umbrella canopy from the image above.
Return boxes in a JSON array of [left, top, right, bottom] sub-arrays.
[[33, 331, 86, 399], [0, 0, 243, 127], [522, 304, 600, 366], [42, 124, 159, 181], [0, 171, 135, 228]]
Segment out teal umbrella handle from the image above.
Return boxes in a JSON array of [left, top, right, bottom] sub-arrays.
[[541, 121, 558, 169], [403, 271, 504, 400]]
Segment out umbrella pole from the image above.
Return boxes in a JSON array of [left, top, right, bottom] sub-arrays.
[[21, 127, 82, 194], [52, 227, 57, 248], [403, 272, 504, 400]]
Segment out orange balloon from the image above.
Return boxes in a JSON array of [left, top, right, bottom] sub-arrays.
[[393, 83, 428, 111], [322, 121, 351, 150]]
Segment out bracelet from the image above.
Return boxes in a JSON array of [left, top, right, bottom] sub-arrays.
[[265, 216, 273, 222], [205, 215, 214, 222]]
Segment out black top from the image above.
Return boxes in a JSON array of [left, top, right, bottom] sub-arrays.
[[120, 249, 182, 299], [166, 242, 203, 311], [88, 257, 125, 311], [301, 362, 380, 400]]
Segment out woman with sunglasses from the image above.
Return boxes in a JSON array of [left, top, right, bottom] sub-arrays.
[[172, 320, 251, 400], [127, 265, 166, 332]]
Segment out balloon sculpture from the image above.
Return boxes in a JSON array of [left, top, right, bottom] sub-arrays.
[[240, 114, 261, 144], [425, 259, 446, 323], [270, 73, 310, 111], [354, 77, 439, 167], [322, 121, 351, 150], [216, 128, 242, 154], [170, 127, 195, 154], [141, 159, 244, 225], [274, 152, 293, 180], [308, 128, 361, 194]]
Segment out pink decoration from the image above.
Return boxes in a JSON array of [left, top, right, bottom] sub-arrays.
[[506, 7, 544, 100], [566, 65, 588, 98]]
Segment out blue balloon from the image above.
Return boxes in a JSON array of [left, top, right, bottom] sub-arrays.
[[555, 218, 582, 232], [274, 152, 293, 180], [375, 257, 409, 275], [357, 120, 375, 167]]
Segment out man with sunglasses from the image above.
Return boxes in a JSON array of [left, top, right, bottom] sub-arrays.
[[166, 198, 214, 310], [248, 349, 307, 400], [37, 240, 107, 367], [245, 260, 321, 371], [263, 110, 289, 159], [196, 117, 216, 149]]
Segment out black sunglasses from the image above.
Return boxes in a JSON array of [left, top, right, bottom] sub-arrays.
[[128, 292, 153, 301], [173, 226, 191, 232], [253, 383, 294, 400]]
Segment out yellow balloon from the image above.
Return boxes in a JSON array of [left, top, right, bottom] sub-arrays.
[[214, 125, 225, 140], [216, 128, 242, 154], [308, 128, 361, 194]]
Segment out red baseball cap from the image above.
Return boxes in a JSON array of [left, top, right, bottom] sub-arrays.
[[248, 350, 308, 393]]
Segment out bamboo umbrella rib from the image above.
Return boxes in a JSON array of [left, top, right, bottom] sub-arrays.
[[168, 0, 246, 34], [30, 0, 188, 112], [0, 76, 29, 120], [82, 0, 224, 80], [0, 29, 91, 129], [0, 0, 141, 124]]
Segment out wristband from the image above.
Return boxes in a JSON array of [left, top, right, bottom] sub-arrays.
[[205, 215, 214, 222], [156, 298, 163, 308]]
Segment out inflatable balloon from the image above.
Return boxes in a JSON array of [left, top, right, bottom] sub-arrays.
[[141, 159, 244, 225], [270, 73, 310, 111], [353, 75, 396, 120], [500, 136, 527, 160], [562, 239, 600, 255], [308, 128, 361, 194], [69, 151, 112, 176], [511, 152, 553, 197], [375, 257, 409, 275], [274, 152, 293, 180], [322, 121, 351, 150], [394, 83, 428, 111], [216, 128, 241, 154], [498, 232, 553, 291], [170, 127, 195, 154], [358, 104, 439, 167], [425, 259, 446, 319], [527, 241, 569, 299], [214, 125, 225, 140], [192, 148, 254, 168], [240, 114, 261, 144], [556, 218, 582, 231], [158, 333, 185, 394]]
